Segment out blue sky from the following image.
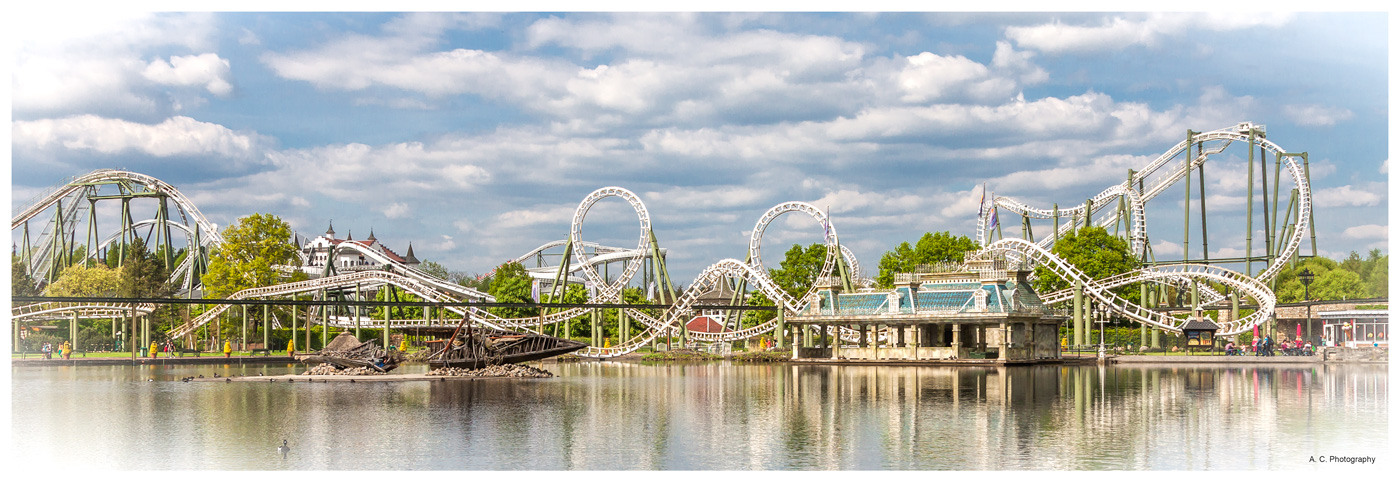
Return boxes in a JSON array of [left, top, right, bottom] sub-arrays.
[[8, 12, 1389, 281]]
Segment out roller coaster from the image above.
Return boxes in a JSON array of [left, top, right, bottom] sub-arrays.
[[12, 121, 1310, 356]]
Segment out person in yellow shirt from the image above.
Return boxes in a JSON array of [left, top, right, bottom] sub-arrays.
[[288, 339, 296, 356], [223, 340, 233, 358]]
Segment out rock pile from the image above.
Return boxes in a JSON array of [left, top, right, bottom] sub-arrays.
[[425, 363, 554, 378], [300, 363, 387, 376]]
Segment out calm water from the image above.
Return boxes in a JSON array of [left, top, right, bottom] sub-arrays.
[[9, 361, 1388, 470]]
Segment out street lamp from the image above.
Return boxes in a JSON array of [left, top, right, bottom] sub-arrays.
[[1300, 268, 1314, 343]]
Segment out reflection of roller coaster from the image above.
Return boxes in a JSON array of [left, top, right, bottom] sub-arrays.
[[12, 121, 1307, 352]]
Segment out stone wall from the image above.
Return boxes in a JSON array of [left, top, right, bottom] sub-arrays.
[[1321, 347, 1388, 362]]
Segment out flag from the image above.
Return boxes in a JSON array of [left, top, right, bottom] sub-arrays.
[[989, 206, 999, 229], [530, 280, 540, 303]]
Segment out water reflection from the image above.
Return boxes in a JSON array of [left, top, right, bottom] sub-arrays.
[[10, 362, 1387, 470]]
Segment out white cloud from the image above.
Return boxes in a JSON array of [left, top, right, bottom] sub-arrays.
[[383, 202, 410, 219], [13, 115, 261, 158], [1379, 159, 1388, 174], [435, 235, 457, 251], [13, 13, 222, 116], [1313, 185, 1382, 208], [1153, 240, 1183, 256], [1282, 104, 1353, 127], [1006, 13, 1293, 54], [1342, 224, 1387, 240], [142, 54, 234, 96], [493, 205, 576, 230]]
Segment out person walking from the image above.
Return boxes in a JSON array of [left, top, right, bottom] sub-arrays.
[[42, 342, 52, 359]]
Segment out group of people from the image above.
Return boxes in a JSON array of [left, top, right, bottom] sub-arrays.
[[39, 341, 72, 359], [1224, 336, 1313, 356]]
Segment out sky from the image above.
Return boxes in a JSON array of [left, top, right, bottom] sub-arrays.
[[6, 11, 1390, 283]]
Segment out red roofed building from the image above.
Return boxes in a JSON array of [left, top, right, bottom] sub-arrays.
[[686, 316, 726, 334], [297, 221, 419, 276]]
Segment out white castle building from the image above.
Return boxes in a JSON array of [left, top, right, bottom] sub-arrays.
[[296, 221, 418, 276]]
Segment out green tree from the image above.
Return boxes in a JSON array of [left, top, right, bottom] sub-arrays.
[[1033, 226, 1139, 300], [418, 260, 452, 280], [201, 213, 297, 298], [768, 243, 836, 300], [12, 255, 38, 297], [488, 261, 537, 318], [42, 264, 123, 297], [118, 237, 173, 298], [875, 231, 979, 287]]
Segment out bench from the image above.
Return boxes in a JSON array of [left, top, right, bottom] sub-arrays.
[[251, 348, 272, 357], [178, 348, 201, 357]]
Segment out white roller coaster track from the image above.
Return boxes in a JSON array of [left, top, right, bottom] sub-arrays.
[[972, 238, 1274, 336], [11, 301, 156, 323], [977, 122, 1309, 286], [166, 269, 495, 339], [12, 169, 225, 290]]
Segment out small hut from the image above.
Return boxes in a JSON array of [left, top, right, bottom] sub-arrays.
[[1181, 312, 1220, 353]]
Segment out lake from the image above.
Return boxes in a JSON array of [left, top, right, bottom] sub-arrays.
[[9, 361, 1388, 470]]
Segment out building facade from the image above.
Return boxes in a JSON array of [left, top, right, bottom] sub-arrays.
[[788, 259, 1066, 363], [297, 222, 419, 277]]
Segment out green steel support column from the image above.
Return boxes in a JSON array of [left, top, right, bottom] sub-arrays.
[[1302, 153, 1318, 257], [1140, 283, 1148, 347], [591, 308, 599, 346], [1198, 152, 1209, 261], [619, 308, 627, 346], [242, 304, 248, 351], [994, 206, 1004, 240], [1073, 278, 1084, 347], [1247, 130, 1256, 276], [1084, 198, 1093, 230], [49, 200, 64, 282], [143, 308, 150, 351], [1277, 190, 1298, 258], [130, 306, 137, 360], [292, 297, 298, 351], [22, 221, 32, 277], [776, 307, 786, 349], [1052, 203, 1059, 247], [161, 196, 174, 270], [1261, 148, 1273, 263], [1231, 292, 1239, 326], [1152, 326, 1160, 348], [13, 313, 20, 354], [1022, 214, 1031, 241], [321, 290, 328, 349], [1191, 282, 1199, 312], [1271, 152, 1283, 266], [119, 198, 130, 265], [71, 311, 78, 353], [86, 198, 97, 266], [1184, 129, 1193, 262], [354, 283, 361, 339], [383, 297, 390, 350], [263, 303, 270, 350], [835, 237, 854, 292]]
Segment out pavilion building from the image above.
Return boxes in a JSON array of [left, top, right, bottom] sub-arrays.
[[788, 258, 1066, 364]]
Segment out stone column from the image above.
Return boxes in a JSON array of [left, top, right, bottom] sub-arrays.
[[998, 321, 1008, 361], [951, 323, 962, 359]]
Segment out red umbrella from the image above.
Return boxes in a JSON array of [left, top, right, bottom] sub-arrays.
[[1296, 322, 1302, 339]]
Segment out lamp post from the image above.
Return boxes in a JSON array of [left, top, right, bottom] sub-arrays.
[[1300, 268, 1314, 344]]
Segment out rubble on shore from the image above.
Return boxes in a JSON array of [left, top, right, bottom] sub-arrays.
[[300, 363, 388, 376], [425, 363, 554, 378]]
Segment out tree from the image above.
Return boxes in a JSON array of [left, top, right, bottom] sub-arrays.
[[875, 231, 979, 287], [12, 255, 38, 297], [119, 237, 173, 298], [488, 261, 537, 318], [418, 260, 452, 280], [42, 264, 123, 297], [201, 213, 298, 298], [1033, 226, 1139, 300], [768, 243, 836, 301]]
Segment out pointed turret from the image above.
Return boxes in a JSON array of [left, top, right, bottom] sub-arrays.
[[404, 243, 420, 264], [326, 220, 335, 237], [367, 228, 377, 242], [346, 230, 353, 241]]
